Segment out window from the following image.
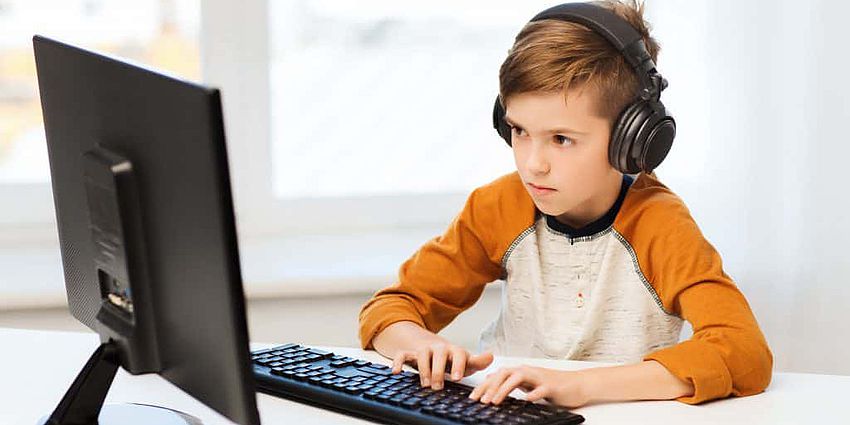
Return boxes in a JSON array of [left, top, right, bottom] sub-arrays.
[[205, 0, 558, 238], [2, 0, 565, 238], [0, 0, 199, 230], [267, 1, 553, 199]]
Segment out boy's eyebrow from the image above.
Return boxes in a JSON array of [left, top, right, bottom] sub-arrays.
[[503, 115, 588, 135]]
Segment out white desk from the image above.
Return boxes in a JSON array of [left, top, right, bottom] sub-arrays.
[[2, 328, 847, 424]]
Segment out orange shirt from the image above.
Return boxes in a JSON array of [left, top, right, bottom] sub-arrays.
[[359, 171, 772, 404]]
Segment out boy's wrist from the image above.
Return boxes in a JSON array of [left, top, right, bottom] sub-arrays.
[[564, 366, 621, 405], [567, 361, 694, 405], [373, 320, 442, 358], [568, 368, 597, 406]]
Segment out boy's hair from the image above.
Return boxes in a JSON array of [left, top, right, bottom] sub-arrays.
[[498, 0, 660, 122]]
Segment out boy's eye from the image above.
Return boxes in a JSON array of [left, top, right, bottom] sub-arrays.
[[510, 126, 527, 137], [556, 135, 574, 146]]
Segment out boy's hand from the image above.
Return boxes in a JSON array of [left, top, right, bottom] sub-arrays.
[[468, 365, 588, 408], [391, 342, 494, 390]]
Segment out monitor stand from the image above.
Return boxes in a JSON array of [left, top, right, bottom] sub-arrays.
[[38, 341, 203, 425]]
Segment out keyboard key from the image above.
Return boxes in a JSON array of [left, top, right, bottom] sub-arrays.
[[276, 343, 299, 350], [343, 385, 364, 394], [361, 367, 393, 376], [333, 368, 362, 378], [414, 388, 435, 397], [401, 397, 422, 408], [306, 348, 331, 357]]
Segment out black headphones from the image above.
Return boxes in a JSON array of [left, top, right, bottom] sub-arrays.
[[492, 2, 675, 174]]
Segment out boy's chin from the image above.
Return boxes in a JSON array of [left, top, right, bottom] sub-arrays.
[[532, 201, 565, 217]]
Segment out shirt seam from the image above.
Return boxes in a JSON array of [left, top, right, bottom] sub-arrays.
[[612, 228, 679, 317], [499, 225, 537, 279]]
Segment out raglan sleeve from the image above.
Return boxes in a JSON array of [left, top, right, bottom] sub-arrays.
[[358, 186, 504, 350], [639, 199, 773, 404]]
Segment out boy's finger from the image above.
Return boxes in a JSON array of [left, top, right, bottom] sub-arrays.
[[481, 369, 511, 404], [430, 345, 448, 389], [466, 351, 494, 374], [448, 347, 467, 381], [391, 351, 410, 374], [491, 372, 524, 405], [524, 386, 548, 402], [469, 374, 495, 400], [468, 380, 484, 400], [416, 348, 432, 387]]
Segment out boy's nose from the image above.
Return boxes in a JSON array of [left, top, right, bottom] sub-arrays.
[[525, 143, 550, 175]]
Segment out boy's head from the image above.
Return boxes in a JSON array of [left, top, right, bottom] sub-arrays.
[[498, 0, 660, 226]]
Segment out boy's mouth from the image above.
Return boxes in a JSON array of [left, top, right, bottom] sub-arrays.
[[528, 183, 557, 197], [528, 182, 556, 191]]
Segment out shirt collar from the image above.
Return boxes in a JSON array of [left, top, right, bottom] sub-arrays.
[[543, 174, 634, 239]]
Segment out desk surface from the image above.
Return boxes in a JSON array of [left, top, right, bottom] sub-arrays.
[[2, 328, 847, 424]]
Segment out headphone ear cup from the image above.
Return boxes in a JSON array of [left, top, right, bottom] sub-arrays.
[[492, 96, 512, 146], [610, 100, 675, 174], [609, 101, 645, 174], [637, 105, 675, 172]]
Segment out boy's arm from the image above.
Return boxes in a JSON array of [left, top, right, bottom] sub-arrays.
[[358, 186, 504, 350], [469, 357, 695, 407], [579, 360, 694, 402], [642, 272, 773, 404], [631, 199, 774, 404]]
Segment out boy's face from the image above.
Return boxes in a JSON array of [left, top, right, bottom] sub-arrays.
[[505, 88, 623, 227]]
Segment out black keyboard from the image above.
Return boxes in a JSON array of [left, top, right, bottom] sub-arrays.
[[252, 343, 585, 425]]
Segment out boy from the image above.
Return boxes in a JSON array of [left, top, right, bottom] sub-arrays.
[[359, 0, 772, 408]]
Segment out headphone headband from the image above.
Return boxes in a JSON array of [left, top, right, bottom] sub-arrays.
[[530, 3, 664, 101]]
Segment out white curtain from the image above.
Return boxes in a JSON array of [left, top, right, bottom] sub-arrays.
[[646, 0, 850, 374]]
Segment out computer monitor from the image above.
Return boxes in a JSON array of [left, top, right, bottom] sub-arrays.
[[33, 35, 260, 425]]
